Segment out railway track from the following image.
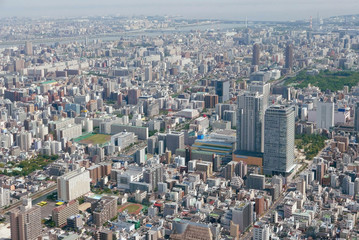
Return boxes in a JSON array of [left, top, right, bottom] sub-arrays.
[[0, 184, 57, 215]]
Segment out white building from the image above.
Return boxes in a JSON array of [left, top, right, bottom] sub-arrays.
[[117, 166, 144, 189], [57, 168, 91, 202], [253, 221, 270, 240], [176, 109, 200, 119], [0, 187, 10, 207], [111, 131, 136, 149], [334, 108, 350, 125], [292, 210, 313, 226], [16, 132, 32, 151], [50, 141, 62, 155], [83, 118, 93, 133], [316, 100, 334, 129], [57, 124, 82, 141], [284, 200, 297, 218]]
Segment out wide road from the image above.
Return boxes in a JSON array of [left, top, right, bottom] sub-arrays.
[[241, 139, 331, 239], [242, 192, 287, 240]]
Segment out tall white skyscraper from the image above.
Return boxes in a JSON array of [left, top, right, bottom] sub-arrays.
[[237, 92, 264, 153], [263, 105, 295, 176], [248, 81, 271, 110], [316, 99, 334, 130]]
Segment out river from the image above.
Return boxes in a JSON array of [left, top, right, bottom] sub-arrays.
[[0, 23, 244, 49]]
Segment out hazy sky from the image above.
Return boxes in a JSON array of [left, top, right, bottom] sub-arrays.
[[0, 0, 358, 21]]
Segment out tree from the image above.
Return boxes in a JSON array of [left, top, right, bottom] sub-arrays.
[[149, 130, 158, 137]]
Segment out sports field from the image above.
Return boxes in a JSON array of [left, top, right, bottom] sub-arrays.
[[118, 203, 143, 215], [74, 133, 111, 145]]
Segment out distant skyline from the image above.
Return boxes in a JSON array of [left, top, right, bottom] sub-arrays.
[[0, 0, 358, 21]]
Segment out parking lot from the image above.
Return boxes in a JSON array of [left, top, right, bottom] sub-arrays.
[[38, 201, 57, 219]]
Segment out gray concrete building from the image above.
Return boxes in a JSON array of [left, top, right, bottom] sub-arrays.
[[263, 105, 295, 176]]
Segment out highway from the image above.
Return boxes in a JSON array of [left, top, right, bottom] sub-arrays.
[[270, 68, 305, 87]]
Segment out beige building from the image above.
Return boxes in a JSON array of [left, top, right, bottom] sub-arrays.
[[93, 196, 117, 227], [171, 221, 213, 240], [10, 199, 41, 240], [52, 200, 79, 227]]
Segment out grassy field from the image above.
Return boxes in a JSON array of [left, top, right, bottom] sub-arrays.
[[75, 133, 111, 145], [285, 70, 359, 91]]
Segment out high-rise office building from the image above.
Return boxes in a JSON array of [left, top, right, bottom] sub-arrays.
[[355, 102, 359, 131], [237, 92, 264, 153], [145, 65, 152, 81], [252, 43, 260, 66], [248, 81, 271, 111], [235, 161, 247, 178], [247, 174, 265, 190], [204, 94, 219, 108], [10, 199, 41, 240], [225, 161, 236, 180], [157, 182, 168, 194], [316, 99, 334, 130], [223, 110, 237, 128], [134, 147, 146, 165], [215, 80, 230, 103], [128, 89, 141, 105], [16, 132, 32, 151], [166, 131, 185, 154], [147, 136, 157, 154], [216, 103, 236, 119], [57, 168, 91, 202], [232, 201, 254, 232], [103, 81, 114, 99], [25, 41, 33, 56], [285, 43, 294, 70], [263, 105, 295, 176], [143, 164, 164, 191], [316, 162, 325, 185]]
